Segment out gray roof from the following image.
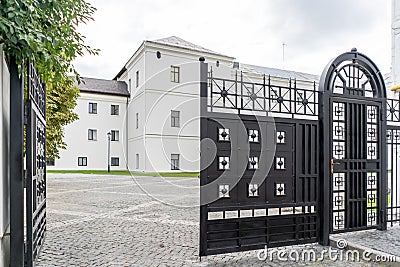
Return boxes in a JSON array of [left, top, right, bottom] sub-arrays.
[[78, 77, 129, 97], [240, 64, 320, 83], [149, 36, 233, 59]]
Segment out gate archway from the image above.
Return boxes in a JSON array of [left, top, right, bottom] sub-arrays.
[[319, 49, 387, 245]]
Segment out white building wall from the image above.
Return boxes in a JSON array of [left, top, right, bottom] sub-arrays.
[[0, 45, 10, 267], [392, 0, 400, 86], [48, 92, 128, 170], [121, 42, 233, 172]]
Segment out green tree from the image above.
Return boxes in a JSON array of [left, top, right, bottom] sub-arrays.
[[0, 0, 98, 159]]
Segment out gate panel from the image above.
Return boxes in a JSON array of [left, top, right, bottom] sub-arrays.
[[330, 99, 381, 232], [26, 63, 47, 266], [386, 94, 400, 225], [199, 61, 320, 256], [201, 116, 319, 256]]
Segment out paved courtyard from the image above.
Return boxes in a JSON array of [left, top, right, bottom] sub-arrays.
[[37, 174, 395, 266]]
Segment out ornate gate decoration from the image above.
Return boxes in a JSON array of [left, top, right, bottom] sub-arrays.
[[199, 49, 397, 256], [387, 92, 400, 225], [199, 60, 321, 256], [25, 63, 47, 266]]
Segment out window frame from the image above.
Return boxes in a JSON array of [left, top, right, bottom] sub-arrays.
[[171, 110, 180, 128], [88, 102, 97, 114], [111, 104, 119, 115], [111, 157, 119, 166], [136, 70, 139, 88], [170, 66, 180, 83], [171, 154, 180, 170], [78, 157, 87, 166], [88, 129, 97, 141], [111, 130, 119, 141]]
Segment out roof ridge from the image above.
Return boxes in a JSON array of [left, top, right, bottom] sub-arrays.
[[77, 77, 129, 97], [150, 36, 233, 58], [82, 77, 122, 82], [244, 63, 318, 77]]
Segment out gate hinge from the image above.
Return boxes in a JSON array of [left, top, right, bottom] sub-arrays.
[[24, 104, 28, 125]]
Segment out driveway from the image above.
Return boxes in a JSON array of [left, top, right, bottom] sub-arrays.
[[37, 174, 378, 266]]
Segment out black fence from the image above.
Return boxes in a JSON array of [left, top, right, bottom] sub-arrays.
[[200, 50, 398, 256], [25, 63, 47, 266], [387, 95, 400, 225], [10, 61, 47, 267]]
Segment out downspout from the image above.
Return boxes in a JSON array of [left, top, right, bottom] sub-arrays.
[[125, 96, 129, 170], [143, 42, 147, 172]]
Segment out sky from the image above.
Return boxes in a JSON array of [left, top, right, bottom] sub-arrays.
[[73, 0, 392, 80]]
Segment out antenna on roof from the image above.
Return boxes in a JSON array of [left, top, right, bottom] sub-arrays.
[[282, 42, 286, 69]]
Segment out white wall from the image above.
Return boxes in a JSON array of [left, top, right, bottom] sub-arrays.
[[48, 92, 128, 170], [392, 0, 400, 86], [0, 45, 10, 267], [122, 43, 233, 172]]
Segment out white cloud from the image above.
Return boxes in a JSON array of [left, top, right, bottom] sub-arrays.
[[73, 0, 392, 79]]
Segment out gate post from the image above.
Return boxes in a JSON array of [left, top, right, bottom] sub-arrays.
[[318, 83, 331, 246], [378, 103, 388, 231], [199, 56, 208, 257], [9, 56, 24, 266]]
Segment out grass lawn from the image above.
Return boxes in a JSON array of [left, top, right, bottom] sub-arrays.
[[47, 169, 199, 177]]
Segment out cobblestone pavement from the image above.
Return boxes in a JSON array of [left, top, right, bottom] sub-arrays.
[[332, 225, 400, 258], [37, 174, 384, 266]]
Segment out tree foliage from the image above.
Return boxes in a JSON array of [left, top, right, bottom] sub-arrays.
[[0, 0, 99, 159]]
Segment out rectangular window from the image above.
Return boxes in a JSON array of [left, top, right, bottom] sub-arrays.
[[128, 78, 132, 93], [136, 70, 139, 88], [111, 104, 119, 115], [170, 66, 180, 83], [46, 158, 55, 166], [111, 157, 119, 166], [171, 110, 180, 127], [136, 113, 139, 129], [88, 129, 97, 140], [171, 154, 180, 170], [89, 102, 97, 114], [111, 130, 119, 141], [136, 154, 139, 169], [78, 157, 87, 166]]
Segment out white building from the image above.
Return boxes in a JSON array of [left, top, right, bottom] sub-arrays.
[[392, 0, 400, 95], [47, 77, 129, 171], [113, 36, 235, 172], [51, 31, 399, 172], [50, 36, 321, 172]]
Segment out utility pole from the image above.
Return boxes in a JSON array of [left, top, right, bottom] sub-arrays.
[[107, 131, 111, 173]]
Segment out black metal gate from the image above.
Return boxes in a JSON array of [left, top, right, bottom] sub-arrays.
[[200, 49, 392, 256], [25, 63, 47, 266], [200, 59, 321, 256], [319, 50, 387, 239], [328, 99, 383, 232]]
